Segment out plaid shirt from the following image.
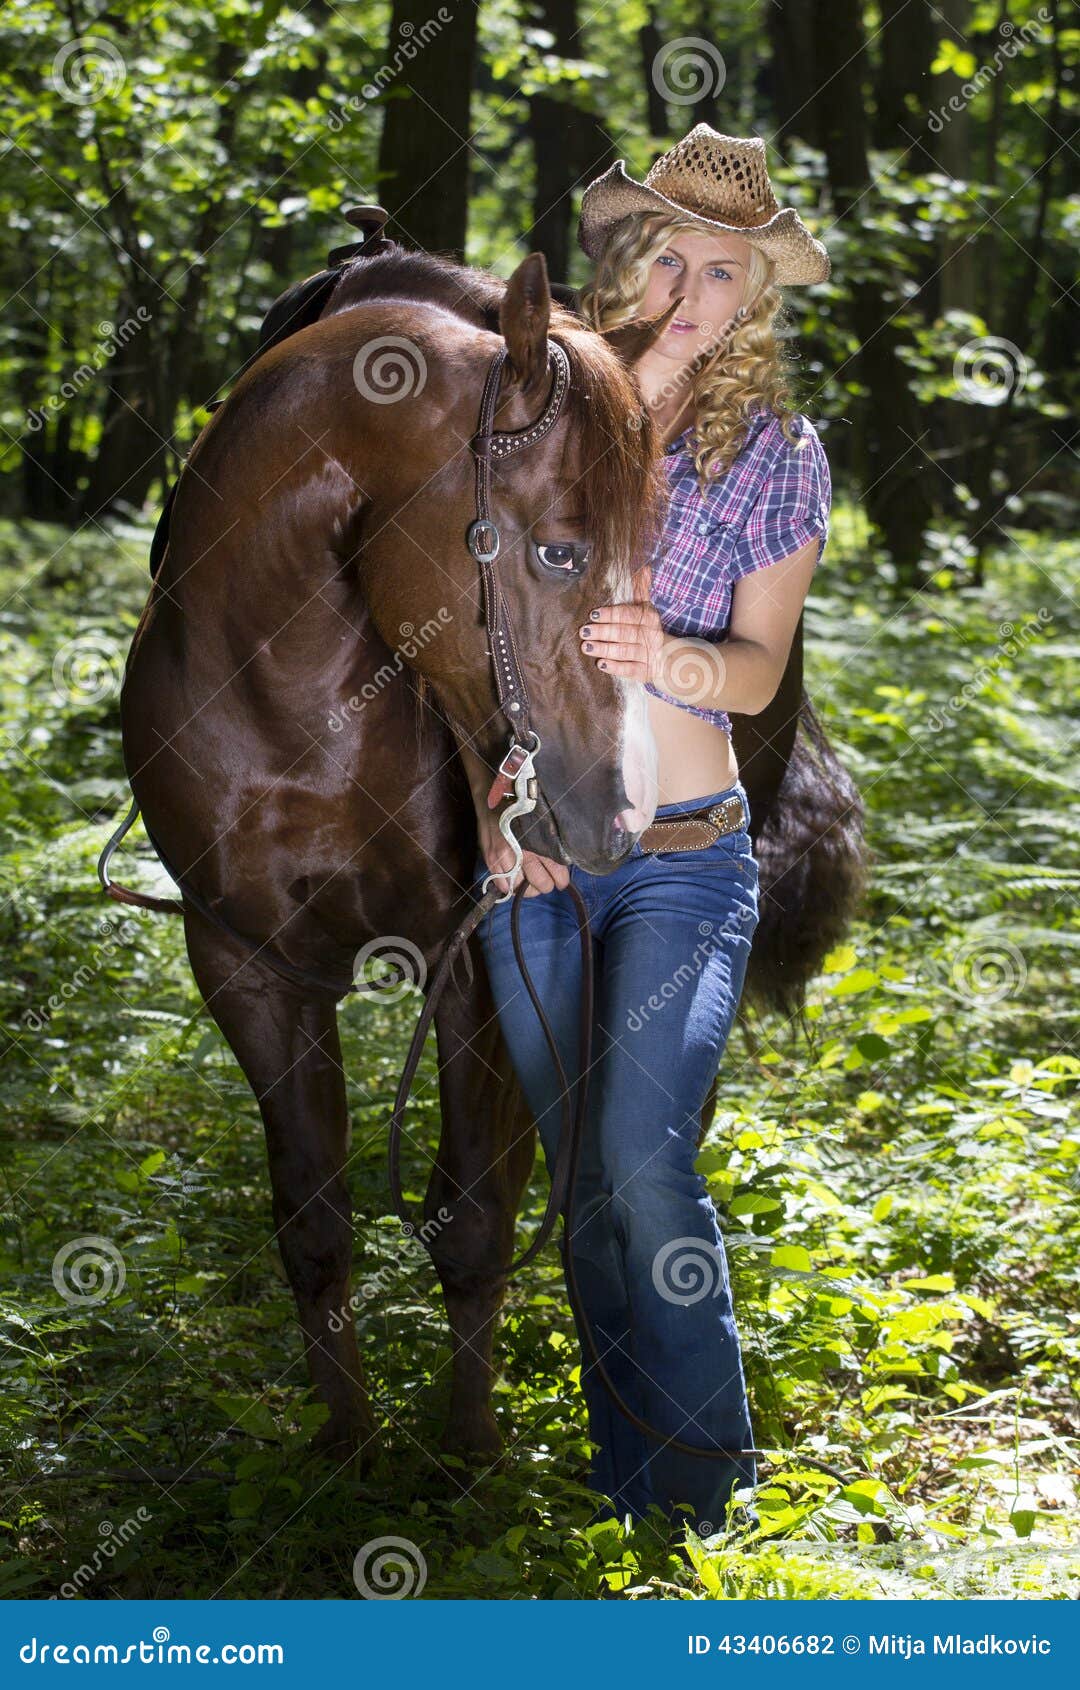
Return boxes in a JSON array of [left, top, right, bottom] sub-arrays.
[[644, 408, 831, 737]]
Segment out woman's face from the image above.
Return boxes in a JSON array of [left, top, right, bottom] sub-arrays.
[[637, 226, 753, 366]]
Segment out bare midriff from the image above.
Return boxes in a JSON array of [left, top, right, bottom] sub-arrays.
[[647, 688, 739, 804]]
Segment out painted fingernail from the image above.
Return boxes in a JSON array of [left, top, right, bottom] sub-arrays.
[[583, 642, 594, 652], [589, 609, 600, 620], [579, 625, 590, 637], [598, 660, 608, 670]]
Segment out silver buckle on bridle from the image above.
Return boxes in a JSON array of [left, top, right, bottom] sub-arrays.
[[480, 730, 541, 901]]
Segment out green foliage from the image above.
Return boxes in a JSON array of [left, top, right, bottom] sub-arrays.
[[0, 512, 1077, 1598]]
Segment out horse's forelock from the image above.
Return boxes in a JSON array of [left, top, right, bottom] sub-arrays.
[[334, 249, 664, 596], [554, 328, 666, 602]]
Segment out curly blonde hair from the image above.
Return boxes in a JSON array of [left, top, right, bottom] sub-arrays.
[[578, 209, 805, 487]]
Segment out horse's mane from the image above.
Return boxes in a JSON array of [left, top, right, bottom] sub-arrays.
[[327, 245, 667, 601]]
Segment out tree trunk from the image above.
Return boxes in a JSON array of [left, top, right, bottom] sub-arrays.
[[873, 0, 936, 146], [809, 0, 935, 585], [766, 0, 821, 149], [377, 0, 481, 259], [525, 0, 618, 282], [639, 9, 668, 138], [968, 0, 1065, 578], [926, 0, 977, 318]]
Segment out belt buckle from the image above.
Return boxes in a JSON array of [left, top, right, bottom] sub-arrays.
[[706, 793, 745, 837]]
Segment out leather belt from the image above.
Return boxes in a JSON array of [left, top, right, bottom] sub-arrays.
[[636, 790, 748, 854]]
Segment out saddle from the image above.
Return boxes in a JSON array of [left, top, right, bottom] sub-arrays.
[[148, 208, 581, 576]]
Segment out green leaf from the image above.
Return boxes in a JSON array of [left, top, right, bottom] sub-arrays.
[[770, 1244, 812, 1272], [829, 967, 879, 996], [729, 1193, 781, 1217]]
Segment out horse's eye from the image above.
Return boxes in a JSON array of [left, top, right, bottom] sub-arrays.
[[535, 542, 589, 574]]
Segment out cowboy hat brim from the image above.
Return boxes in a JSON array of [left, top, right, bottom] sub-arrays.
[[577, 160, 830, 286]]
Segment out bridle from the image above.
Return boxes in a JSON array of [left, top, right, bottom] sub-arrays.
[[99, 334, 850, 1487], [466, 339, 569, 897]]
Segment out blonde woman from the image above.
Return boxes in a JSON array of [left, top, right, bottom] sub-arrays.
[[468, 128, 832, 1539]]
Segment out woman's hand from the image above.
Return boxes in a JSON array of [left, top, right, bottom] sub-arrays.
[[476, 805, 570, 899], [577, 562, 669, 682]]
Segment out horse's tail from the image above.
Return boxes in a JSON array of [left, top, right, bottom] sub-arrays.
[[743, 689, 869, 1020]]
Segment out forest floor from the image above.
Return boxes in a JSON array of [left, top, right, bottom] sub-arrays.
[[0, 513, 1077, 1600]]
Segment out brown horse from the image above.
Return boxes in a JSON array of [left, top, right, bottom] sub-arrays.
[[117, 242, 864, 1469]]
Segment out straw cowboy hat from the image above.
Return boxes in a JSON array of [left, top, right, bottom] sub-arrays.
[[577, 124, 830, 286]]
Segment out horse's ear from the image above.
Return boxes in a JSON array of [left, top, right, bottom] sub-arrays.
[[601, 296, 684, 367], [499, 252, 552, 395]]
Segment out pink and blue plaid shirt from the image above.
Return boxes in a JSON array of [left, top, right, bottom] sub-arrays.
[[645, 407, 831, 737]]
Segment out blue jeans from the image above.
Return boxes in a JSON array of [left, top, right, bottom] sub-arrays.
[[470, 781, 760, 1534]]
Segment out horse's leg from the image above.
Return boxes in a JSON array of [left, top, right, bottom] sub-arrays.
[[424, 975, 535, 1462], [183, 913, 376, 1466]]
